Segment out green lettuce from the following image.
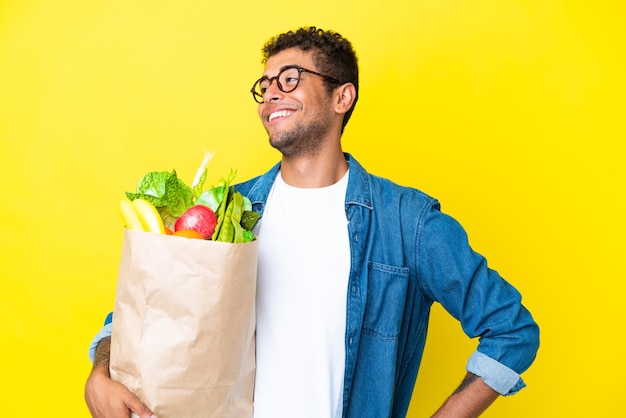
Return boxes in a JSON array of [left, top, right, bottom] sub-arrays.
[[125, 170, 194, 229], [196, 169, 237, 211]]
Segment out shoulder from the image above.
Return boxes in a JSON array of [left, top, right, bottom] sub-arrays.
[[372, 173, 437, 205], [346, 154, 440, 211]]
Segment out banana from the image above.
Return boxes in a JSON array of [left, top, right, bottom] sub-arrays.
[[131, 198, 166, 234], [119, 198, 144, 231]]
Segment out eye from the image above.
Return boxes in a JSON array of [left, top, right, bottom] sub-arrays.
[[258, 77, 271, 93], [279, 68, 300, 87]]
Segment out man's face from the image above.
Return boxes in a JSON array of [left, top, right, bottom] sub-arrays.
[[257, 48, 336, 158]]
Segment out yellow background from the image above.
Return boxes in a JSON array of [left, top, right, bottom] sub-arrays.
[[1, 1, 624, 416]]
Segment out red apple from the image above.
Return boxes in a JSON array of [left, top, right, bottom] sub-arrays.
[[174, 205, 218, 240]]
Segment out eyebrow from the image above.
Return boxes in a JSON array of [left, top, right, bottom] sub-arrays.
[[262, 64, 300, 77]]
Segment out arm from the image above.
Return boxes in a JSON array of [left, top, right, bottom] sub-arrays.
[[419, 208, 540, 394], [84, 336, 156, 418], [432, 373, 500, 418]]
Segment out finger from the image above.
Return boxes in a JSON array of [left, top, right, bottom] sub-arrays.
[[125, 395, 156, 418]]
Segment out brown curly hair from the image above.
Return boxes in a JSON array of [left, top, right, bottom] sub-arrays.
[[261, 26, 359, 132]]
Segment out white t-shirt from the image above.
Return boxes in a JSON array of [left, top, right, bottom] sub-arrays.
[[253, 170, 351, 418]]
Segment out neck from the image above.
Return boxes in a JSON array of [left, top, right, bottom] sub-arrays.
[[280, 146, 348, 188]]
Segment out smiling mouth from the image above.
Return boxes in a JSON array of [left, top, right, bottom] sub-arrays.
[[268, 110, 294, 123]]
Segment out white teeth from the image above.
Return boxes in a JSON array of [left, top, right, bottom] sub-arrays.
[[269, 110, 293, 122]]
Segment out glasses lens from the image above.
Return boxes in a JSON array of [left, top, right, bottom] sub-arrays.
[[277, 67, 301, 93], [257, 77, 270, 94], [250, 77, 267, 101]]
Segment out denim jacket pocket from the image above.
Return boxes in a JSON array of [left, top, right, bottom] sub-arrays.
[[362, 262, 410, 340]]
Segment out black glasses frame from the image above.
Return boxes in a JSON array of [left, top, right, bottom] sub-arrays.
[[250, 65, 343, 103]]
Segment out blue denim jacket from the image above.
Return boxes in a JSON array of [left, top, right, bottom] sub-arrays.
[[235, 154, 539, 417], [90, 154, 539, 418]]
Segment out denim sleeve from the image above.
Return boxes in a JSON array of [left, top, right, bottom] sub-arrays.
[[467, 351, 525, 395], [417, 205, 540, 392], [88, 312, 113, 363]]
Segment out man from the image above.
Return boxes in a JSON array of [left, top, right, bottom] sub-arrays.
[[85, 26, 539, 417]]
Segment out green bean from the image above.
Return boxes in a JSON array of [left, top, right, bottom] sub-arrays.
[[217, 196, 236, 242]]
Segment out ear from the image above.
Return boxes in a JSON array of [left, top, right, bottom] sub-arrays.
[[333, 83, 357, 115]]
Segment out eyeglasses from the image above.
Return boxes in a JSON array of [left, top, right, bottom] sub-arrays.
[[250, 65, 343, 103]]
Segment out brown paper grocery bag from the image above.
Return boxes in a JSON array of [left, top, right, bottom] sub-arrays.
[[110, 228, 257, 418]]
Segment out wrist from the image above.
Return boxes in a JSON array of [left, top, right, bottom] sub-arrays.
[[90, 363, 111, 377]]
